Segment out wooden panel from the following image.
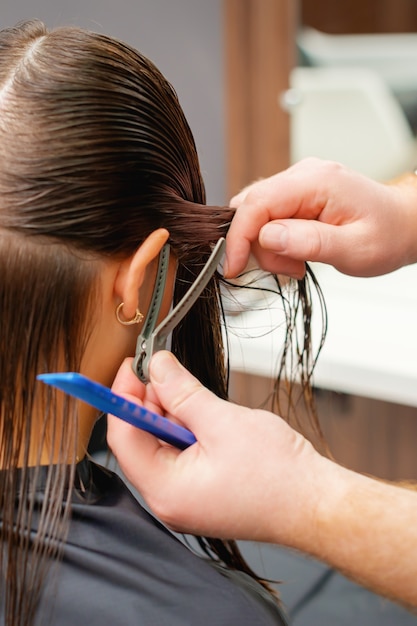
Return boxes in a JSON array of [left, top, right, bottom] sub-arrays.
[[224, 0, 296, 198], [302, 0, 417, 34], [316, 390, 417, 482], [230, 371, 417, 481]]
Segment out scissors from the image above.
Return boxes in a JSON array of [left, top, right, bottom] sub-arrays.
[[133, 237, 226, 382]]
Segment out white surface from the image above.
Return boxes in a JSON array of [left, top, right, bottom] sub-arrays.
[[297, 27, 417, 97], [225, 265, 417, 408], [286, 66, 416, 181]]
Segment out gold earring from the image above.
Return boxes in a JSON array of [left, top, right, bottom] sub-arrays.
[[115, 302, 144, 326]]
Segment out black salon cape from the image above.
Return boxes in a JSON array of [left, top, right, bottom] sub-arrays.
[[7, 460, 287, 625]]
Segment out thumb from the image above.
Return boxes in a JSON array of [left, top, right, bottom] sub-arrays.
[[149, 351, 223, 436], [259, 219, 346, 265]]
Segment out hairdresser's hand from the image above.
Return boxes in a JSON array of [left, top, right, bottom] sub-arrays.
[[107, 353, 417, 607], [225, 158, 417, 279], [107, 351, 328, 547]]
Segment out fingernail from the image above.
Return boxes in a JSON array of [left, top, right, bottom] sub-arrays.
[[150, 351, 180, 384], [260, 223, 288, 251]]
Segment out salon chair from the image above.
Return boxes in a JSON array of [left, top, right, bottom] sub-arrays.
[[283, 65, 416, 181]]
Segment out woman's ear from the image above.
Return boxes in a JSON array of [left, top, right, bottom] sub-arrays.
[[114, 228, 169, 321]]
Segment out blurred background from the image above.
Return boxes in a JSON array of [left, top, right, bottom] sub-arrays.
[[226, 0, 417, 194]]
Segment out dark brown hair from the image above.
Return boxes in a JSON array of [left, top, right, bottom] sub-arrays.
[[0, 20, 326, 624]]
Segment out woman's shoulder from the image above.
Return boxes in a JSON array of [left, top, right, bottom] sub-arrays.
[[46, 458, 288, 625]]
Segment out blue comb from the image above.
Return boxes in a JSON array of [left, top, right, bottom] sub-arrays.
[[37, 372, 196, 450]]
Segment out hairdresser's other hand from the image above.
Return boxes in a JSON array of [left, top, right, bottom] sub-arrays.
[[107, 351, 327, 546], [107, 353, 417, 607], [225, 158, 417, 279]]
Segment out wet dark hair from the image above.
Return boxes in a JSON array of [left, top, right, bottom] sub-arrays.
[[0, 19, 326, 625]]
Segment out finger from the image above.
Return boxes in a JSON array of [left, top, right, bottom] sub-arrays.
[[106, 393, 182, 502], [141, 382, 167, 417], [107, 409, 182, 506], [225, 160, 339, 277], [107, 357, 177, 485], [108, 353, 224, 511], [225, 199, 277, 278], [107, 410, 161, 461], [149, 351, 233, 440], [242, 239, 304, 278], [259, 219, 346, 267], [111, 357, 146, 401], [261, 218, 373, 277], [229, 179, 263, 207], [225, 184, 313, 278], [250, 250, 306, 279]]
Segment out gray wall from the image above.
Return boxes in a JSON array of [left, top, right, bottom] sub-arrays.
[[1, 0, 226, 204]]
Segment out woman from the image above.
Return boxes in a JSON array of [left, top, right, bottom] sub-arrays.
[[0, 19, 323, 625]]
